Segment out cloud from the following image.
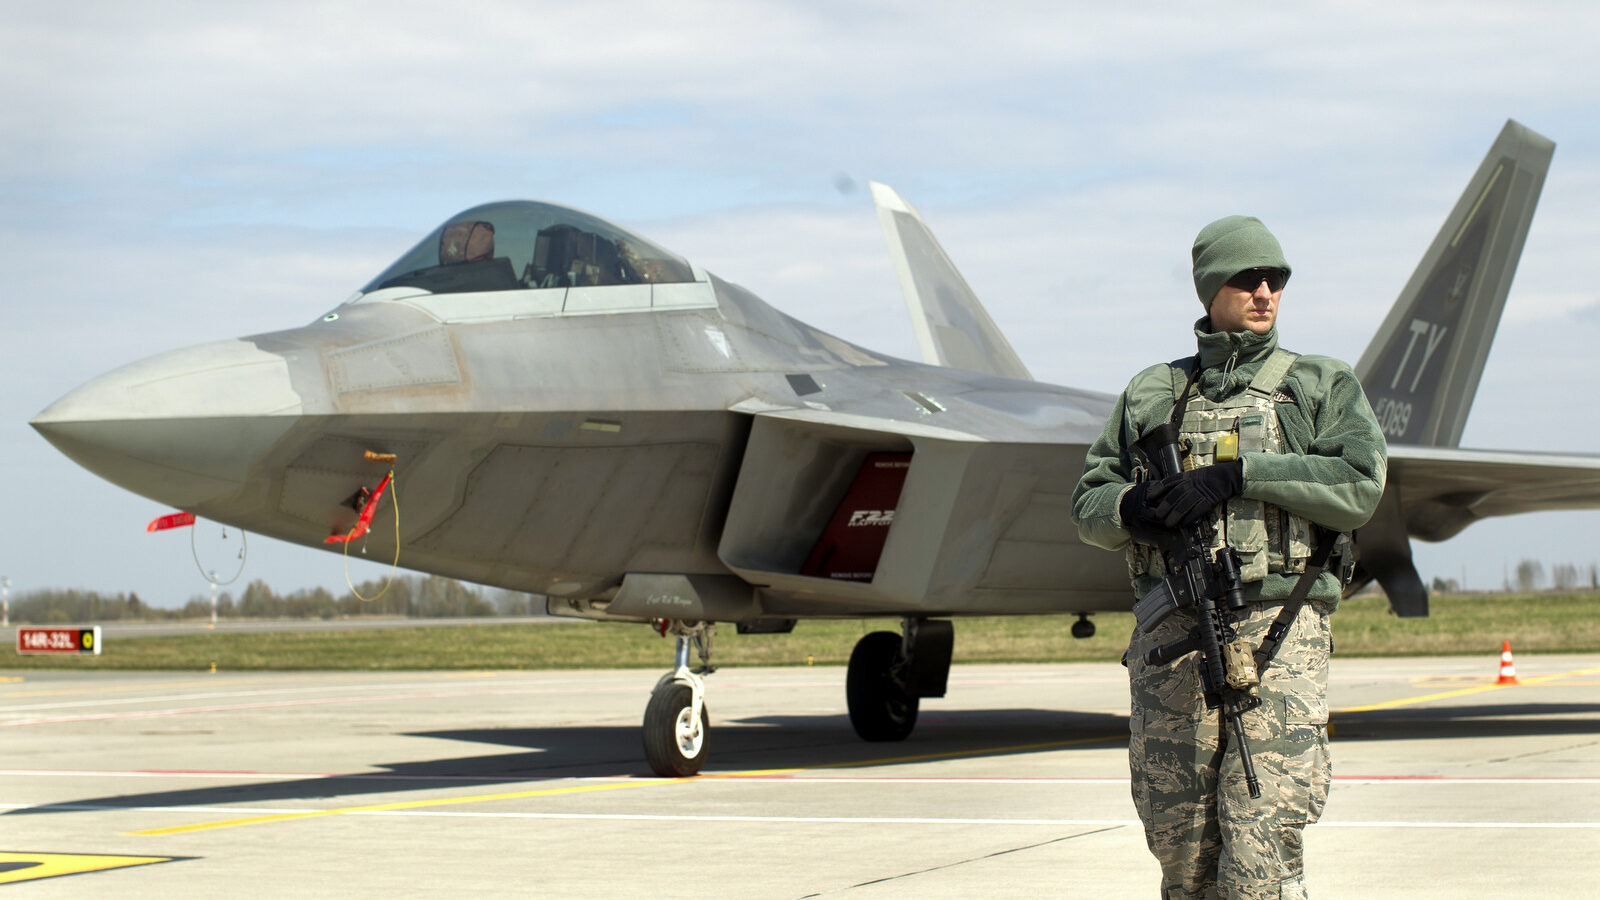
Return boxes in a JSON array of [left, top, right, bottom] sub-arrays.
[[8, 1, 1600, 602]]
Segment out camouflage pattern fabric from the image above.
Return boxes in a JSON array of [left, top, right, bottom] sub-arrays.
[[1128, 600, 1331, 899], [1074, 320, 1382, 898]]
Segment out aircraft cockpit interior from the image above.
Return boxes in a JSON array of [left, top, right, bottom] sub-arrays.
[[361, 201, 697, 296]]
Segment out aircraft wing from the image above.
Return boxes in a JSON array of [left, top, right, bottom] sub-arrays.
[[1388, 444, 1600, 542]]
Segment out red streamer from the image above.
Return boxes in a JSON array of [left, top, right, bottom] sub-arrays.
[[325, 473, 392, 544], [146, 512, 196, 532]]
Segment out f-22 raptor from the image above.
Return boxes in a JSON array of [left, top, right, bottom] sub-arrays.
[[32, 120, 1600, 776]]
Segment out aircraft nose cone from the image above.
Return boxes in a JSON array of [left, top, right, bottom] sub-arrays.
[[31, 339, 304, 508]]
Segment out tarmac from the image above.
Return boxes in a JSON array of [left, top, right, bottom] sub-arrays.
[[2, 653, 1598, 897]]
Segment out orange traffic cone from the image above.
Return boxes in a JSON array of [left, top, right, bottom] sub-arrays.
[[1495, 640, 1519, 685]]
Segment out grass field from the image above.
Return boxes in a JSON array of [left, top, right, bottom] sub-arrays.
[[6, 593, 1597, 672]]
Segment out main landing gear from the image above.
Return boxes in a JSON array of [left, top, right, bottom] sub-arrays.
[[846, 617, 953, 742], [643, 620, 715, 777]]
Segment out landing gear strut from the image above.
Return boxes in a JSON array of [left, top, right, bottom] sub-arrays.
[[846, 617, 953, 742], [643, 620, 715, 777], [1071, 613, 1096, 639]]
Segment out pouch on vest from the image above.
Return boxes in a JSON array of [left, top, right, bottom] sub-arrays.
[[1124, 348, 1314, 587]]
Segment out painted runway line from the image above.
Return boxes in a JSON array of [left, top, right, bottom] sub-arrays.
[[6, 768, 1599, 785], [6, 804, 1594, 831], [1333, 664, 1600, 713]]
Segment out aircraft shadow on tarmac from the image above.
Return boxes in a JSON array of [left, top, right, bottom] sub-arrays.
[[7, 709, 1128, 817], [1329, 702, 1600, 741], [15, 701, 1598, 818]]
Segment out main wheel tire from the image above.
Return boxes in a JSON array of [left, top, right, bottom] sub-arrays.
[[643, 682, 708, 777], [847, 631, 919, 742]]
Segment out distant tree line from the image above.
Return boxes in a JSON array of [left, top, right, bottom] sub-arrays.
[[5, 576, 543, 625], [1429, 559, 1600, 594]]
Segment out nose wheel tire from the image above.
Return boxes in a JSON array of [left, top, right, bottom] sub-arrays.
[[847, 631, 919, 742], [643, 681, 708, 777]]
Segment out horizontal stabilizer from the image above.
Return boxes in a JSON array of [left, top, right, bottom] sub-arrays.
[[1385, 444, 1600, 542], [870, 183, 1032, 380], [1355, 119, 1554, 446]]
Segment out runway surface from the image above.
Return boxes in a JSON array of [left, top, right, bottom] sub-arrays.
[[2, 654, 1597, 897]]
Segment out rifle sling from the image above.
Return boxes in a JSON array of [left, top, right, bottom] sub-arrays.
[[1169, 355, 1203, 429], [1253, 530, 1338, 675]]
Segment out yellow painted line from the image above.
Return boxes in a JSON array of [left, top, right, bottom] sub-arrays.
[[0, 851, 178, 884], [708, 734, 1123, 780], [131, 732, 1126, 837], [1335, 665, 1600, 714], [129, 778, 660, 836]]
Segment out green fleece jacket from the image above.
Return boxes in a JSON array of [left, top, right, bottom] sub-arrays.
[[1071, 320, 1387, 605]]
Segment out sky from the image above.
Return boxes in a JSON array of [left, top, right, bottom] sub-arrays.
[[4, 1, 1600, 607]]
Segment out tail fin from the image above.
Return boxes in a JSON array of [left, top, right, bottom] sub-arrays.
[[1355, 119, 1555, 447], [869, 182, 1033, 380]]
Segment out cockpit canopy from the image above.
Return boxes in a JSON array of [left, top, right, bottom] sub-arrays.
[[361, 201, 696, 296]]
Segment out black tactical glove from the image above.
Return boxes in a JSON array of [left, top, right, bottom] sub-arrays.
[[1151, 460, 1244, 529], [1119, 480, 1171, 539]]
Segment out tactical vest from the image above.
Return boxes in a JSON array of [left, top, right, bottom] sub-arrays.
[[1126, 348, 1316, 586]]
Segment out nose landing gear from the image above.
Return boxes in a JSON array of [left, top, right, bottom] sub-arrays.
[[643, 620, 715, 777]]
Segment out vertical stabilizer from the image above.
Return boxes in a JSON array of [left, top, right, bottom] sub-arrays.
[[1355, 120, 1554, 447], [870, 183, 1033, 380]]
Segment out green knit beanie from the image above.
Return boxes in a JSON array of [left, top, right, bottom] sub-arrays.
[[1191, 215, 1291, 308]]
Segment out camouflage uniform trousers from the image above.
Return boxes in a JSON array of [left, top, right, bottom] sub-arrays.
[[1127, 600, 1332, 899]]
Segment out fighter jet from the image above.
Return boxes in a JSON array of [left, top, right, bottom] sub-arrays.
[[32, 119, 1600, 777]]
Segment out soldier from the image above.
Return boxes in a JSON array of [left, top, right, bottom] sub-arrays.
[[1071, 216, 1386, 898]]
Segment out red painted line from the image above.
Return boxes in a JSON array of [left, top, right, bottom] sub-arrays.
[[1, 683, 647, 727], [3, 694, 401, 726]]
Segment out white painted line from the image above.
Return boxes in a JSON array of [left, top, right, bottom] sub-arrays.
[[4, 769, 1598, 785], [353, 811, 1140, 826], [5, 802, 1595, 830], [1313, 821, 1600, 829], [338, 811, 1600, 829]]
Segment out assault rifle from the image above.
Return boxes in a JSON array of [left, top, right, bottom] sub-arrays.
[[1128, 421, 1263, 799]]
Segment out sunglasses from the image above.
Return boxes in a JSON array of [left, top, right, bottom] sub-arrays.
[[1225, 267, 1289, 292]]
